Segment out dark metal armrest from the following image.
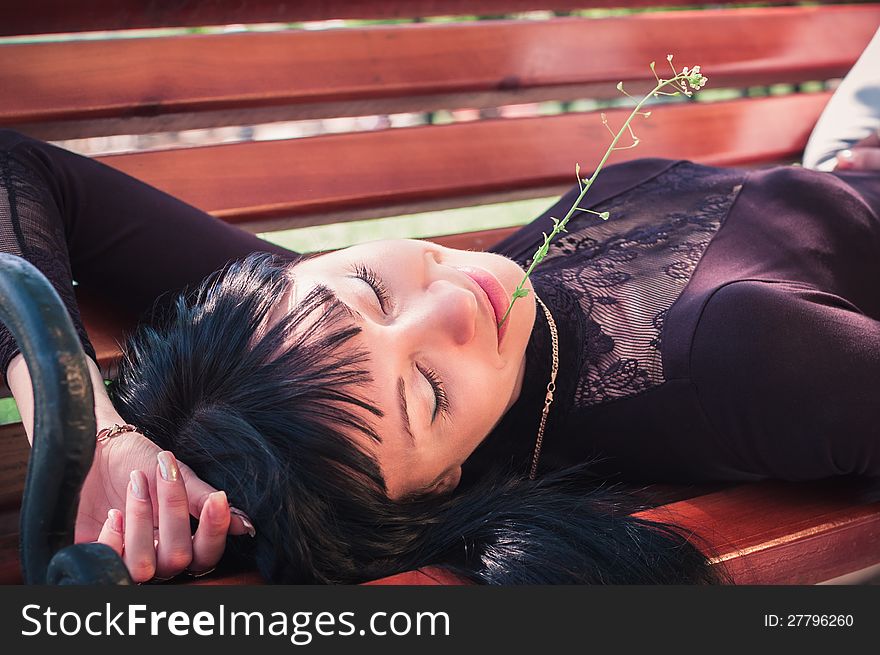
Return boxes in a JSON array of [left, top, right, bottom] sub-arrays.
[[0, 253, 130, 584]]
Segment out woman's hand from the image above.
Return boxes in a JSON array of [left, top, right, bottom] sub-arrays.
[[94, 451, 231, 583], [75, 429, 255, 583], [834, 130, 880, 171], [6, 346, 254, 583]]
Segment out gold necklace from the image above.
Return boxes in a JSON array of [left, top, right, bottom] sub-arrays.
[[529, 291, 558, 480]]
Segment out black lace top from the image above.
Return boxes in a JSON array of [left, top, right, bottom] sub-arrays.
[[463, 158, 880, 487]]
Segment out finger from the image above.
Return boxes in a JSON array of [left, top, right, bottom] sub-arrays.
[[188, 490, 231, 575], [836, 147, 880, 171], [854, 130, 880, 149], [176, 459, 254, 537], [123, 470, 157, 583], [154, 452, 194, 578], [96, 509, 124, 556]]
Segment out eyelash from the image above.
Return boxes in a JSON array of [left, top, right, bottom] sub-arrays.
[[352, 262, 392, 313], [350, 261, 450, 421], [418, 363, 451, 421]]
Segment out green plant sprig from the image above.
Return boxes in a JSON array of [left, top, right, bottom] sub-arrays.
[[497, 56, 708, 329]]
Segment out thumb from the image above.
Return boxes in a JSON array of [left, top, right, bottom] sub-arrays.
[[835, 147, 880, 171], [177, 460, 255, 537]]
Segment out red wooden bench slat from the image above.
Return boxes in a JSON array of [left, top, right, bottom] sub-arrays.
[[4, 6, 878, 139], [637, 481, 880, 584], [0, 423, 29, 511], [7, 478, 875, 585], [1, 0, 805, 36], [85, 92, 830, 234]]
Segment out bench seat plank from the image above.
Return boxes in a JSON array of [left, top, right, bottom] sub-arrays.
[[4, 5, 879, 139], [5, 475, 874, 584], [637, 480, 880, 584]]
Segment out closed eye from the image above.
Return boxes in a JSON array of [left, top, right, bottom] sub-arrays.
[[346, 261, 450, 425], [350, 262, 392, 313], [417, 363, 451, 422]]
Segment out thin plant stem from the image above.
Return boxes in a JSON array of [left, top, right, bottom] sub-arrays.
[[497, 63, 707, 328]]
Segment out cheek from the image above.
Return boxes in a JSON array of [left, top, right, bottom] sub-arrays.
[[457, 362, 510, 428]]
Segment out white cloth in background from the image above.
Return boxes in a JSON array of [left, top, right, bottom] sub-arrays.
[[802, 24, 880, 171]]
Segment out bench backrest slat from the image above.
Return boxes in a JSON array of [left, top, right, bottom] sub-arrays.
[[3, 0, 791, 36], [90, 92, 830, 235], [4, 5, 878, 140]]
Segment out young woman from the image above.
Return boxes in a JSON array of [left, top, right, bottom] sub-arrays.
[[3, 29, 879, 584]]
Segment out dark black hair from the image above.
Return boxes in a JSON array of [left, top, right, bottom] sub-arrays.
[[109, 251, 731, 584]]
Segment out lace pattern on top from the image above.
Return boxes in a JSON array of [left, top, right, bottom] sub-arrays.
[[522, 162, 745, 409], [0, 148, 97, 378]]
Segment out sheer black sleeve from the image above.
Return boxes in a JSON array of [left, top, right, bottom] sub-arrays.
[[0, 134, 98, 377], [0, 129, 299, 382]]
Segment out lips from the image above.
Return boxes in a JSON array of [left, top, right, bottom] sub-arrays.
[[456, 266, 510, 349]]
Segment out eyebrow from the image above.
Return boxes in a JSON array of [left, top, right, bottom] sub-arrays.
[[323, 285, 417, 445]]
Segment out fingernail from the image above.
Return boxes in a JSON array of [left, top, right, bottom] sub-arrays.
[[207, 491, 227, 520], [229, 506, 256, 538], [839, 149, 854, 161], [108, 508, 123, 533], [157, 451, 179, 482], [129, 470, 148, 500]]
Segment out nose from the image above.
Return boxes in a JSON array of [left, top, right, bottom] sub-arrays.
[[398, 264, 478, 348], [425, 278, 479, 346]]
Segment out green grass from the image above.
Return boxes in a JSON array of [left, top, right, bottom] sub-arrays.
[[0, 379, 112, 426], [0, 398, 20, 425], [259, 194, 559, 252]]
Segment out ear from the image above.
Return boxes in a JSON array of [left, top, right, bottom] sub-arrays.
[[430, 466, 462, 496]]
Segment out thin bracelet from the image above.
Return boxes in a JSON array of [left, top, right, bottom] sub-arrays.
[[96, 423, 140, 443]]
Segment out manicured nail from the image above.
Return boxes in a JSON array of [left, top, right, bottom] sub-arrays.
[[157, 451, 179, 482], [108, 508, 123, 533], [207, 491, 227, 521], [129, 470, 148, 500], [229, 506, 256, 537]]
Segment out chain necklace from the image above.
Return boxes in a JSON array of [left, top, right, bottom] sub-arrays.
[[529, 291, 558, 480]]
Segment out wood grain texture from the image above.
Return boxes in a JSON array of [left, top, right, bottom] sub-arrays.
[[0, 424, 29, 511], [4, 6, 879, 139], [1, 0, 813, 36], [637, 480, 880, 584], [84, 93, 828, 230]]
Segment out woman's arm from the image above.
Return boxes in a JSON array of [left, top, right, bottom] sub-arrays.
[[691, 279, 880, 482], [1, 129, 281, 579], [7, 353, 121, 445], [0, 128, 298, 381]]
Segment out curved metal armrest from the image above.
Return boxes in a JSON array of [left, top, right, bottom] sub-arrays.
[[0, 253, 130, 584]]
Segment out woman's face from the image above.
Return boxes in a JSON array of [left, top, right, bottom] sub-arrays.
[[278, 238, 535, 500]]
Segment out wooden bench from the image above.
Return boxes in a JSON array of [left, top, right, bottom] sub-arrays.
[[2, 0, 880, 585]]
